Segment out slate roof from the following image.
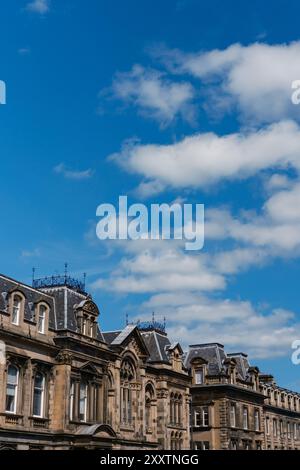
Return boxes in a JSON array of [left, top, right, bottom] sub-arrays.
[[185, 343, 227, 376], [102, 326, 176, 363], [0, 273, 104, 340], [0, 274, 56, 329], [141, 330, 172, 363], [227, 352, 250, 381]]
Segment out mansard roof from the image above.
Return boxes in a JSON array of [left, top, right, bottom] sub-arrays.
[[185, 343, 257, 382], [0, 273, 56, 329], [185, 343, 227, 376], [0, 273, 104, 341]]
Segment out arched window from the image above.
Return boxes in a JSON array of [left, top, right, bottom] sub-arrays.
[[171, 431, 176, 450], [6, 365, 19, 413], [170, 392, 174, 424], [177, 394, 182, 425], [12, 294, 22, 325], [33, 373, 45, 417], [145, 384, 155, 432], [120, 358, 135, 426], [37, 305, 47, 334]]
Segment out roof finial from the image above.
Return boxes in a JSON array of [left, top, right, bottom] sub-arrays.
[[64, 262, 68, 282], [163, 316, 166, 330], [83, 272, 86, 290], [32, 267, 36, 284], [125, 313, 129, 326], [152, 311, 155, 323]]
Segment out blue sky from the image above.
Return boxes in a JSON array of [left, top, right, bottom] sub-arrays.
[[1, 0, 300, 389]]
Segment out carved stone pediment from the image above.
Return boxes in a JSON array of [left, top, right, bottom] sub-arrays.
[[75, 299, 99, 317], [190, 356, 208, 366]]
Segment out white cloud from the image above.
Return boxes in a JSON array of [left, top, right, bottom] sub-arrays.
[[153, 41, 300, 123], [93, 247, 225, 294], [54, 163, 94, 180], [25, 0, 50, 14], [166, 305, 299, 359], [18, 47, 31, 55], [21, 248, 41, 258], [107, 64, 196, 126], [110, 120, 300, 194]]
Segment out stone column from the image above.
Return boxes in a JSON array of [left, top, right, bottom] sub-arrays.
[[50, 351, 72, 431]]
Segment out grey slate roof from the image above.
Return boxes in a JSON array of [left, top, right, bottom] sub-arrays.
[[0, 274, 104, 340], [227, 353, 250, 381], [0, 274, 56, 329], [141, 330, 171, 363], [184, 343, 255, 381], [185, 343, 227, 376]]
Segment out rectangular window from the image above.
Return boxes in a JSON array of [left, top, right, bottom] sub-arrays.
[[230, 403, 236, 427], [231, 440, 238, 450], [280, 420, 284, 437], [266, 417, 270, 435], [273, 419, 277, 437], [12, 296, 21, 325], [195, 411, 201, 427], [294, 422, 298, 440], [79, 383, 88, 422], [243, 407, 248, 430], [254, 409, 260, 431], [202, 406, 209, 427], [195, 368, 204, 384], [194, 441, 210, 450], [69, 381, 75, 421], [5, 366, 19, 414], [38, 306, 46, 334], [33, 373, 45, 418], [287, 422, 291, 439]]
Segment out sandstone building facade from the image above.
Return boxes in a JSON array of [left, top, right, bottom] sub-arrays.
[[186, 343, 300, 450], [0, 273, 190, 450], [0, 272, 299, 450]]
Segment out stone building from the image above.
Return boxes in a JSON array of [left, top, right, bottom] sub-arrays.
[[0, 273, 190, 450], [1, 271, 300, 451], [185, 343, 300, 450]]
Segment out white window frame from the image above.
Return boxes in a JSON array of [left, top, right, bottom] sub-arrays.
[[38, 305, 47, 334], [79, 382, 88, 422], [33, 373, 45, 418], [69, 381, 75, 421], [12, 295, 22, 325], [195, 367, 204, 385], [5, 365, 19, 414]]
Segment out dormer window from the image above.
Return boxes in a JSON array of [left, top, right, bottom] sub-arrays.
[[195, 367, 204, 385], [38, 305, 47, 334], [82, 315, 88, 336], [12, 294, 22, 325]]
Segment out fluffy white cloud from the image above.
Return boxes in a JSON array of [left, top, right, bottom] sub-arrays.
[[110, 120, 300, 194], [107, 65, 196, 126], [166, 306, 299, 359], [153, 41, 300, 123], [25, 0, 50, 14], [93, 248, 225, 293], [54, 163, 94, 180]]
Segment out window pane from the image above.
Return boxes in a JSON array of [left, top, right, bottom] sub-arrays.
[[6, 366, 18, 413], [33, 374, 44, 417]]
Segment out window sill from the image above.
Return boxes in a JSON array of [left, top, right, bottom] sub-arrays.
[[1, 412, 24, 425], [29, 416, 50, 428]]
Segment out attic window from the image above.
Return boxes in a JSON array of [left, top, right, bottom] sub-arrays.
[[195, 367, 204, 385]]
